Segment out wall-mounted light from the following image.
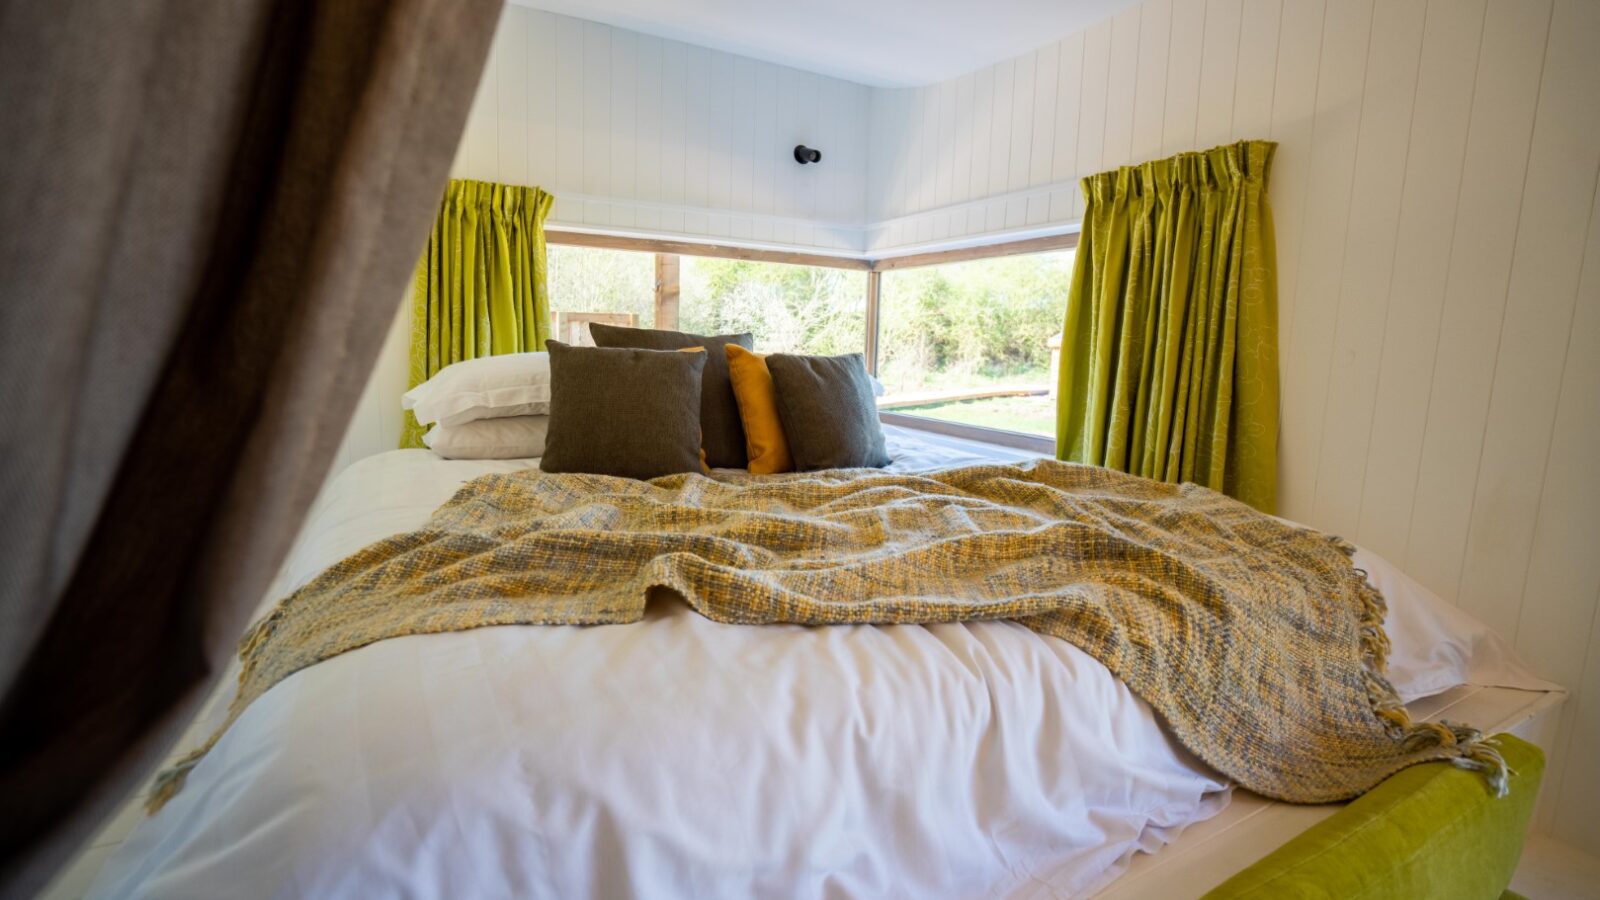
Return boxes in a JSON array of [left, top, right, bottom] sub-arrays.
[[793, 145, 822, 165]]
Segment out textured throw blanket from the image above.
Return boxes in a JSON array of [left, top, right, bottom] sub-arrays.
[[151, 460, 1504, 812]]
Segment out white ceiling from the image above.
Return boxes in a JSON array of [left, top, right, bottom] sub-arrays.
[[509, 0, 1142, 88]]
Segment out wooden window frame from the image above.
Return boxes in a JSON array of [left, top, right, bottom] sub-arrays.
[[867, 233, 1077, 454], [546, 230, 1078, 456], [546, 230, 869, 270]]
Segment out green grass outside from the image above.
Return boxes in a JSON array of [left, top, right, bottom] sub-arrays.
[[894, 393, 1057, 438]]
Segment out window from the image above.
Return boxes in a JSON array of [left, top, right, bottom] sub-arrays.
[[544, 232, 1073, 450], [547, 243, 657, 329], [876, 249, 1073, 441], [680, 257, 866, 356]]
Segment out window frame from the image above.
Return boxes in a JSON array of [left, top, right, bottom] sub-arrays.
[[545, 229, 1078, 455], [867, 234, 1078, 454]]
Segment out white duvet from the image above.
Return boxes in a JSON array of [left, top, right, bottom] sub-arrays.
[[91, 429, 1553, 899]]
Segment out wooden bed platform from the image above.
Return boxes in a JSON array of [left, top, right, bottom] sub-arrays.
[[1096, 685, 1568, 899]]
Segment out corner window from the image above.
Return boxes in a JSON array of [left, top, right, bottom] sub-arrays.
[[546, 243, 657, 336], [679, 258, 867, 356], [876, 250, 1073, 441]]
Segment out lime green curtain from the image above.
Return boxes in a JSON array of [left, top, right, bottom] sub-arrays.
[[401, 179, 554, 447], [1056, 140, 1280, 512]]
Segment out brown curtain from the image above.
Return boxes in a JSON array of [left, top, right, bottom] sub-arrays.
[[0, 1, 502, 895]]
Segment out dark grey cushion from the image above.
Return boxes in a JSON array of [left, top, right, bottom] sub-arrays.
[[588, 323, 754, 469], [539, 341, 707, 479], [766, 352, 890, 471]]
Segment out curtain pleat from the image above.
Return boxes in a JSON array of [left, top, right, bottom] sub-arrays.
[[1057, 140, 1280, 512], [402, 179, 554, 448]]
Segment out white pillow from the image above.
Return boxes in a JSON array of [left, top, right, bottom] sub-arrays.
[[403, 352, 551, 427], [1351, 544, 1559, 701], [422, 415, 550, 460]]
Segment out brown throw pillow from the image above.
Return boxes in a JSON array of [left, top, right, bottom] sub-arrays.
[[588, 323, 754, 469], [538, 341, 707, 479], [765, 352, 890, 471]]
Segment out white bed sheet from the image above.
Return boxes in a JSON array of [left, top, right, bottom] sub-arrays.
[[91, 428, 1553, 899]]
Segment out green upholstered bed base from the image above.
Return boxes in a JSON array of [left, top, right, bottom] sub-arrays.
[[1204, 735, 1544, 899]]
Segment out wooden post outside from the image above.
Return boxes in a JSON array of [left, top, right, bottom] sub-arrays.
[[864, 269, 881, 375], [654, 253, 680, 331]]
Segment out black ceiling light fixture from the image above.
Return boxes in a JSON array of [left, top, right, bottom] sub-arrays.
[[793, 144, 822, 165]]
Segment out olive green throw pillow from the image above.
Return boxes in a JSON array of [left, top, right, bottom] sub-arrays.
[[588, 323, 754, 469], [766, 352, 890, 471], [539, 341, 707, 480]]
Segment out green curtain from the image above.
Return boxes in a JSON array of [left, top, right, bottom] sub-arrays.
[[1056, 140, 1280, 512], [401, 179, 554, 448]]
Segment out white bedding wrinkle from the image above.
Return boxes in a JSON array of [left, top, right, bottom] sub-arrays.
[[90, 429, 1550, 899]]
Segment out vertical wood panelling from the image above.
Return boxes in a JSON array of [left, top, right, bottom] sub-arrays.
[[1263, 0, 1327, 378], [470, 8, 877, 249], [970, 67, 996, 231], [526, 16, 558, 194], [1275, 0, 1373, 518], [1540, 181, 1600, 851], [1007, 53, 1037, 229], [633, 36, 662, 229], [1052, 33, 1085, 219], [409, 0, 1600, 851], [1308, 0, 1426, 536], [1103, 9, 1141, 169], [683, 46, 710, 219], [757, 64, 781, 239], [1404, 0, 1552, 601], [554, 16, 583, 195], [935, 78, 957, 229], [987, 58, 1016, 232], [494, 17, 530, 188], [1229, 0, 1280, 139], [1161, 0, 1206, 157], [1130, 0, 1173, 163], [581, 22, 610, 203], [1028, 44, 1060, 225], [1194, 0, 1244, 149], [853, 0, 1599, 852], [1355, 0, 1487, 562], [953, 74, 977, 212], [1455, 0, 1600, 641], [1076, 21, 1114, 189], [608, 29, 637, 228]]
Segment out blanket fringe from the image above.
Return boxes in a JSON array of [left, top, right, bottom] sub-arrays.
[[144, 615, 274, 814], [145, 743, 214, 814], [1333, 535, 1509, 797]]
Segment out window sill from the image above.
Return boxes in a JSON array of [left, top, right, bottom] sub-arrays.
[[879, 411, 1056, 455]]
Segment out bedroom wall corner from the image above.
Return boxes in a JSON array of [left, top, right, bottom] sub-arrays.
[[449, 5, 874, 255]]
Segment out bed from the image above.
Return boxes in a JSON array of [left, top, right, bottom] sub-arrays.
[[87, 427, 1558, 898]]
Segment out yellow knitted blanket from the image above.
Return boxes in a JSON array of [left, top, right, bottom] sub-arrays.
[[150, 460, 1504, 812]]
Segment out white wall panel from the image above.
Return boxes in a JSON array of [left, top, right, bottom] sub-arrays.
[[1403, 0, 1550, 602], [1130, 0, 1173, 164], [859, 0, 1600, 853], [1354, 0, 1486, 563], [1308, 0, 1426, 537], [452, 7, 873, 250]]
